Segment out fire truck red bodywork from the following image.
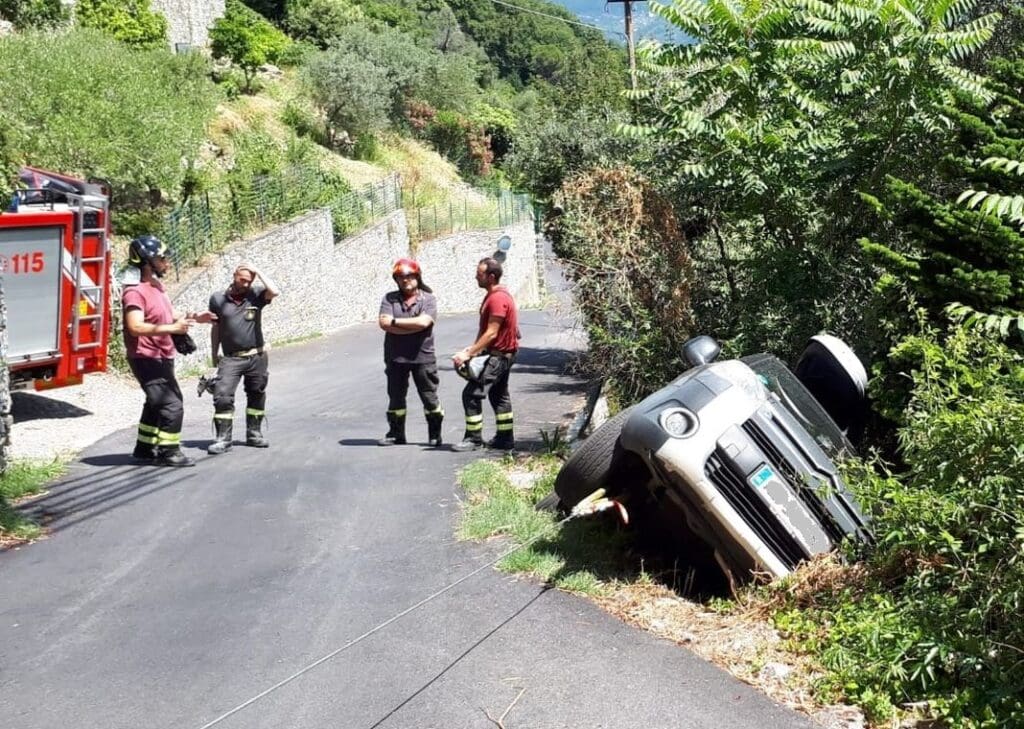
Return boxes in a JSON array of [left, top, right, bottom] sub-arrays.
[[0, 171, 112, 391]]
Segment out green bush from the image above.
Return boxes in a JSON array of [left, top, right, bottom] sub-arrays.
[[210, 0, 290, 93], [352, 133, 381, 162], [0, 0, 69, 29], [302, 45, 394, 140], [555, 167, 694, 401], [284, 0, 363, 48], [0, 29, 217, 227], [281, 100, 330, 147], [778, 324, 1024, 727], [75, 0, 168, 50]]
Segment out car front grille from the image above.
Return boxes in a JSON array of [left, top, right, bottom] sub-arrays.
[[704, 451, 805, 571], [741, 420, 847, 545]]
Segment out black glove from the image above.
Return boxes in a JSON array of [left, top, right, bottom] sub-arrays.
[[196, 373, 218, 398], [172, 333, 197, 355]]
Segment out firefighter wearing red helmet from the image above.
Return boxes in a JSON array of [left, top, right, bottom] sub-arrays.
[[377, 258, 444, 446]]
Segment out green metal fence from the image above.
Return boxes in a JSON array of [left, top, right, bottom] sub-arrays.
[[406, 189, 533, 242], [162, 166, 531, 277], [163, 169, 402, 277]]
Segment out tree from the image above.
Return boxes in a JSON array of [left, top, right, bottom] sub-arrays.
[[0, 0, 68, 29], [284, 0, 364, 48], [862, 32, 1024, 315], [75, 0, 168, 50], [505, 105, 633, 200], [623, 0, 1000, 356], [210, 0, 290, 92], [302, 47, 394, 140], [0, 29, 218, 216]]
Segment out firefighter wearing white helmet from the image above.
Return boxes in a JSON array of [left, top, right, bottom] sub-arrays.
[[122, 235, 215, 467], [377, 258, 443, 447]]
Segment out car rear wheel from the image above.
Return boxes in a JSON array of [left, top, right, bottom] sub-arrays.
[[553, 406, 635, 510]]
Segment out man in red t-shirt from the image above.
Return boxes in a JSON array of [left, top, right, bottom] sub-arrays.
[[452, 257, 520, 452]]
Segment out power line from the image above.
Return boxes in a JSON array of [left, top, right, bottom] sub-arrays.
[[486, 0, 626, 38]]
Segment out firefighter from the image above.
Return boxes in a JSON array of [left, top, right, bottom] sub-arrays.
[[452, 257, 520, 452], [378, 258, 443, 447], [123, 235, 214, 467], [206, 263, 280, 454]]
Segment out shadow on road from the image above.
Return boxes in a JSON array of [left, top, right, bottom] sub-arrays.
[[15, 459, 200, 535], [339, 438, 385, 447], [12, 392, 92, 421]]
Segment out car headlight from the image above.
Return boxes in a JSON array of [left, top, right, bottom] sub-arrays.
[[659, 407, 698, 438]]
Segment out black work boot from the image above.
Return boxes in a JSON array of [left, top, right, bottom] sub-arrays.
[[207, 417, 233, 455], [132, 443, 158, 461], [378, 411, 407, 446], [246, 413, 269, 448], [156, 447, 195, 468], [426, 412, 444, 448], [487, 433, 515, 451]]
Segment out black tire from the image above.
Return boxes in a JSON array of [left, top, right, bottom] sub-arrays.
[[534, 490, 562, 513], [554, 406, 635, 510]]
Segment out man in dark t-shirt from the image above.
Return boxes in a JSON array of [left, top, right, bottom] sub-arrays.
[[378, 258, 443, 447], [206, 263, 281, 454]]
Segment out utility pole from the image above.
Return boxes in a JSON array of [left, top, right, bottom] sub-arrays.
[[607, 0, 646, 91]]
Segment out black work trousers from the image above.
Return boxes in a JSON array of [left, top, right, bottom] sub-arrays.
[[213, 352, 269, 417], [461, 353, 515, 442], [129, 357, 184, 453], [386, 361, 441, 415]]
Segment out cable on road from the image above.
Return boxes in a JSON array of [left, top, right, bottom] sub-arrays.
[[194, 489, 622, 729]]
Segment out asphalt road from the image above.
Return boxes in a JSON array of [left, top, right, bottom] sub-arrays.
[[0, 267, 820, 728]]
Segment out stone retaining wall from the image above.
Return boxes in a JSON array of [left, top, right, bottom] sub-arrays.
[[169, 210, 538, 370]]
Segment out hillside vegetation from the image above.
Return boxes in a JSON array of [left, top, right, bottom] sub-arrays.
[[0, 0, 628, 238], [545, 0, 1024, 725]]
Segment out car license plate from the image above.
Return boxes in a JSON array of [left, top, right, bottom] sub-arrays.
[[750, 464, 775, 489]]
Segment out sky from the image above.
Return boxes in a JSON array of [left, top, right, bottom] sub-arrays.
[[545, 0, 691, 44]]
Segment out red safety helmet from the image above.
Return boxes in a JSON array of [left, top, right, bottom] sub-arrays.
[[392, 258, 421, 278], [391, 257, 432, 293]]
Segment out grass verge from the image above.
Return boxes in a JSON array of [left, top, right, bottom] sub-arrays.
[[457, 454, 640, 596], [0, 459, 66, 546], [455, 453, 869, 728]]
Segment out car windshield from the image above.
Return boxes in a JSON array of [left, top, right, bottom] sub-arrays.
[[741, 354, 852, 461]]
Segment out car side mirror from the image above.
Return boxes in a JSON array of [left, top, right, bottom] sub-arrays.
[[682, 335, 721, 367]]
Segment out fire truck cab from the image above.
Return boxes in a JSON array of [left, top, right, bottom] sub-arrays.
[[0, 168, 112, 391]]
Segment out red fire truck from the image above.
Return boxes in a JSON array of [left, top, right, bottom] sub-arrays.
[[0, 167, 112, 391]]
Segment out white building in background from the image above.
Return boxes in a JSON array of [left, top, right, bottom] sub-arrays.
[[150, 0, 225, 50], [63, 0, 225, 50]]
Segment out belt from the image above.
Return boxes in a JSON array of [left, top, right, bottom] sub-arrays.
[[228, 347, 265, 357], [486, 349, 516, 358]]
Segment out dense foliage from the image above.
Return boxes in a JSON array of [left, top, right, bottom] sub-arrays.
[[623, 0, 998, 358], [0, 0, 68, 29], [551, 0, 1024, 724], [75, 0, 169, 50], [211, 0, 291, 91], [556, 167, 693, 399], [0, 29, 218, 219], [774, 324, 1024, 726]]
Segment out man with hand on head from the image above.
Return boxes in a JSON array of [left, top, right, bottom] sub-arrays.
[[206, 262, 280, 454]]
